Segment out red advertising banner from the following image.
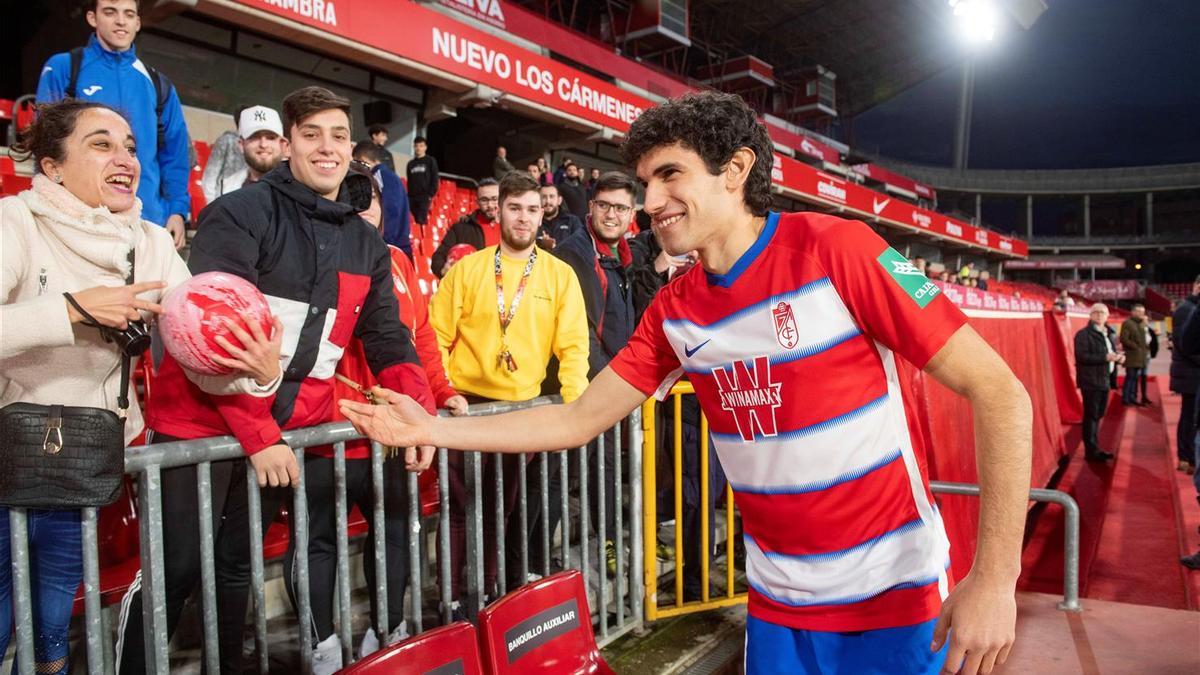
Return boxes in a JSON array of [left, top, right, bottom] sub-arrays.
[[1061, 280, 1142, 300], [240, 0, 651, 131], [772, 154, 1028, 256], [1005, 258, 1126, 270], [764, 120, 840, 164], [935, 281, 1045, 313], [851, 162, 920, 196]]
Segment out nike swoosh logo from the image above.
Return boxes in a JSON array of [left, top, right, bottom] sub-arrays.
[[872, 198, 890, 215], [82, 85, 103, 96], [684, 339, 711, 358]]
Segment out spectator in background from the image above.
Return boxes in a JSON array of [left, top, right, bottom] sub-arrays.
[[406, 136, 439, 230], [352, 141, 411, 259], [430, 178, 501, 278], [429, 171, 589, 614], [1141, 321, 1159, 405], [37, 0, 190, 248], [551, 172, 641, 577], [320, 163, 467, 659], [202, 105, 286, 201], [1075, 303, 1121, 461], [527, 163, 541, 182], [556, 162, 588, 222], [977, 269, 990, 291], [200, 111, 246, 204], [536, 183, 583, 250], [586, 167, 601, 196], [1120, 304, 1150, 406], [536, 157, 552, 185], [1170, 276, 1200, 474], [552, 157, 571, 185], [913, 256, 926, 278], [1176, 288, 1200, 569], [938, 270, 951, 283], [366, 123, 396, 172], [959, 261, 975, 281], [493, 144, 515, 180]]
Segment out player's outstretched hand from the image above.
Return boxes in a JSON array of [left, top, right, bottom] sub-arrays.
[[931, 571, 1016, 675], [339, 387, 433, 449]]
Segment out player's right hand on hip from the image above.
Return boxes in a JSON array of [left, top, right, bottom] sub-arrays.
[[250, 443, 300, 488]]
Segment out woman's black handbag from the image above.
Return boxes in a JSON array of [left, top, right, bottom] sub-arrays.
[[0, 255, 144, 509]]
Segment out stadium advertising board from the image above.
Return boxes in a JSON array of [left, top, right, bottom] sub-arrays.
[[773, 154, 1026, 256], [936, 282, 1044, 314], [241, 0, 649, 130]]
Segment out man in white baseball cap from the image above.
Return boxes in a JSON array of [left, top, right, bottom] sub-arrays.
[[236, 105, 287, 187], [202, 104, 288, 201]]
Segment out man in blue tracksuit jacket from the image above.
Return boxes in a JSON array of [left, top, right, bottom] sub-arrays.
[[36, 0, 191, 247]]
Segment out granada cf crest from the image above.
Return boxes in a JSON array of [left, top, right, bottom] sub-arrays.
[[772, 301, 799, 349]]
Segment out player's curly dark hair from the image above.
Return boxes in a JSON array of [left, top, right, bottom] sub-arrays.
[[620, 91, 773, 217]]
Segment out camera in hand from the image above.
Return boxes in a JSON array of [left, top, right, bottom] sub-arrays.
[[99, 320, 152, 358]]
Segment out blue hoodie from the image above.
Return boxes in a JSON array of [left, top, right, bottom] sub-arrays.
[[371, 163, 412, 259], [37, 35, 191, 226]]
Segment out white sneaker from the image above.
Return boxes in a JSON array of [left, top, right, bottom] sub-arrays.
[[384, 620, 410, 647], [358, 620, 410, 659], [358, 627, 380, 660], [311, 634, 343, 675]]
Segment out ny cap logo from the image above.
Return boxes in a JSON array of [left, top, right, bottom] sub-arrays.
[[254, 110, 267, 121]]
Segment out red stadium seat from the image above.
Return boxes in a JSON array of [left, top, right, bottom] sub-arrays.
[[477, 570, 614, 675], [337, 621, 484, 674]]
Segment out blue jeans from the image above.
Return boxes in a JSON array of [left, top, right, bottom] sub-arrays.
[[0, 508, 83, 675], [1122, 367, 1144, 404]]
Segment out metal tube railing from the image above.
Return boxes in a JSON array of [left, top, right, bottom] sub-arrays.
[[4, 395, 646, 672], [930, 481, 1082, 612]]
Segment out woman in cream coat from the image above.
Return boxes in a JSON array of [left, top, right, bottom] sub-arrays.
[[0, 100, 279, 674]]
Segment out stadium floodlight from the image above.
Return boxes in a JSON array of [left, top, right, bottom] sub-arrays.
[[948, 0, 999, 44]]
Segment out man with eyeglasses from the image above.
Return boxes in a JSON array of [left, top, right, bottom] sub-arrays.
[[431, 177, 501, 277], [552, 171, 642, 577]]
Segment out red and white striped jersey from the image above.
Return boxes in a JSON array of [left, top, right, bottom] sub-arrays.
[[610, 211, 968, 632]]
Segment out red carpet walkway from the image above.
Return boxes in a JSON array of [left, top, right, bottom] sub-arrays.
[[1018, 375, 1194, 609]]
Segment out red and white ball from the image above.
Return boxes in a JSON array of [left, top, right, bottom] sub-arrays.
[[159, 272, 273, 376]]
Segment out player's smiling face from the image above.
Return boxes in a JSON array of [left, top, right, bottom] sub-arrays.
[[637, 142, 738, 256]]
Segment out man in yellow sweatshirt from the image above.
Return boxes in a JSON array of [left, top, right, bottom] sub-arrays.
[[430, 171, 589, 613]]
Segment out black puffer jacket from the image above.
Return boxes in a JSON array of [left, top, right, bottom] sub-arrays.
[[149, 161, 433, 454]]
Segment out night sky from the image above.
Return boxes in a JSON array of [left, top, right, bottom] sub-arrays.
[[852, 0, 1200, 170]]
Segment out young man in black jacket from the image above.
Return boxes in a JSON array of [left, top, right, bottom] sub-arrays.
[[118, 86, 435, 675], [536, 182, 583, 250], [430, 178, 500, 277], [1074, 303, 1123, 462], [405, 136, 439, 228]]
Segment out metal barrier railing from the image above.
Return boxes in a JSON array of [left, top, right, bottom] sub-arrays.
[[930, 481, 1082, 612], [641, 381, 747, 621], [637, 384, 1084, 621], [5, 397, 643, 674]]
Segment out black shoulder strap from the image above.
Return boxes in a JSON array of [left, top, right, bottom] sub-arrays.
[[66, 47, 84, 99], [144, 63, 170, 154], [118, 247, 135, 413]]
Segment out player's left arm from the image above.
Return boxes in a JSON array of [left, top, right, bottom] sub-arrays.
[[924, 324, 1032, 675]]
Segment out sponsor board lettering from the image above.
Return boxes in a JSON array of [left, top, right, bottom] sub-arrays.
[[912, 211, 932, 228], [945, 221, 963, 237], [258, 0, 338, 26], [439, 0, 506, 28], [503, 599, 580, 663], [816, 178, 846, 202]]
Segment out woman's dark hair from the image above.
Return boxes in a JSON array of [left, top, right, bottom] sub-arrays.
[[10, 99, 127, 174], [620, 91, 773, 217]]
